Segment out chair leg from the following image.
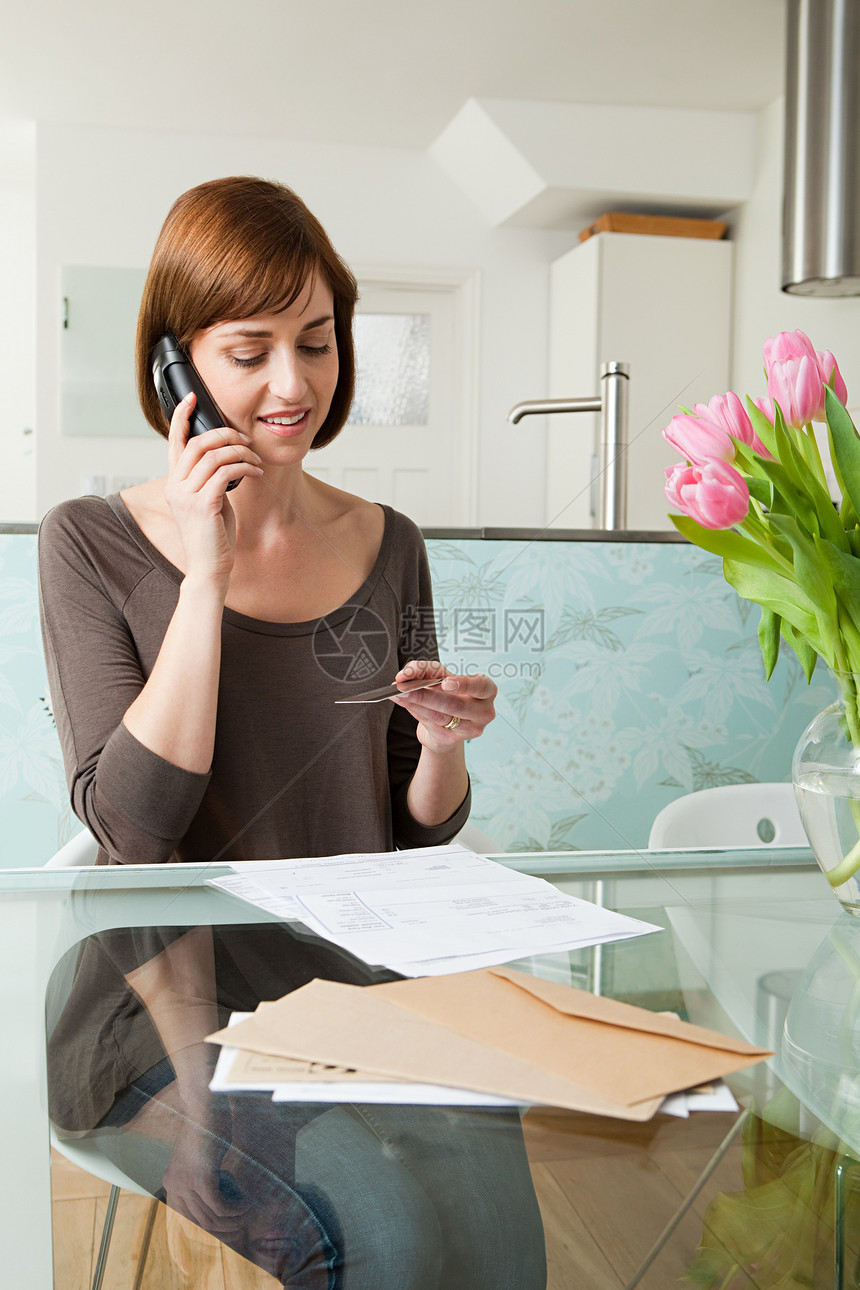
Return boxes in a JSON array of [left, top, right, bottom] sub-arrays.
[[91, 1184, 120, 1290], [132, 1198, 159, 1290], [622, 1109, 749, 1289]]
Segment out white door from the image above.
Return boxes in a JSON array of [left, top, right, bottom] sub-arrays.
[[306, 277, 477, 526]]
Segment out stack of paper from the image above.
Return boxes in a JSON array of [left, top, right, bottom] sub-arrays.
[[208, 844, 661, 975], [210, 1014, 519, 1107], [207, 966, 769, 1122]]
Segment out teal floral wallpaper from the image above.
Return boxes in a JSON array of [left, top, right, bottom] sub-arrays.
[[0, 530, 835, 867], [427, 536, 835, 854]]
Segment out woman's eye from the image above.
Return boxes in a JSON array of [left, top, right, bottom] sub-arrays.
[[301, 343, 333, 357], [228, 354, 266, 369]]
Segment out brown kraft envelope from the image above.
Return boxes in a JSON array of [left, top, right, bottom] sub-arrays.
[[207, 966, 770, 1120]]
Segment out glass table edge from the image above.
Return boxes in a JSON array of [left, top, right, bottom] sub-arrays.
[[0, 845, 818, 892]]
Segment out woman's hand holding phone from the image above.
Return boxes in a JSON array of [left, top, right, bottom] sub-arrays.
[[124, 349, 263, 773], [164, 391, 264, 585]]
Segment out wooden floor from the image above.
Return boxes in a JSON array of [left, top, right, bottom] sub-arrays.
[[522, 1108, 746, 1289], [51, 1111, 745, 1289], [50, 1150, 280, 1290]]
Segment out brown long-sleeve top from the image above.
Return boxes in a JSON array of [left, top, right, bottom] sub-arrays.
[[38, 494, 470, 865], [39, 494, 470, 1132]]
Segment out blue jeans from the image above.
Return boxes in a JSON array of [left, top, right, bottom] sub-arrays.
[[88, 1090, 547, 1289], [50, 924, 546, 1288]]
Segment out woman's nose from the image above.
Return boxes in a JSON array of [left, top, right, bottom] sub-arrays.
[[269, 351, 308, 402]]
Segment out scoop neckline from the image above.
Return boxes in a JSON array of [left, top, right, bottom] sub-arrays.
[[106, 492, 394, 637]]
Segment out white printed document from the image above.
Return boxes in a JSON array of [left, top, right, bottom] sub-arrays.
[[208, 845, 660, 975]]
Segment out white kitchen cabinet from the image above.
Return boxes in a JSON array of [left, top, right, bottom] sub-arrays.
[[547, 232, 733, 532]]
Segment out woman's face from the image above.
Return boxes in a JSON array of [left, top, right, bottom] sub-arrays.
[[189, 274, 339, 464]]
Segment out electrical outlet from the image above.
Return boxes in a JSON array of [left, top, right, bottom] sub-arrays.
[[81, 475, 107, 496]]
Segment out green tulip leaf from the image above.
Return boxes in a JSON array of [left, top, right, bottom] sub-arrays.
[[836, 610, 860, 679], [758, 607, 780, 680], [669, 515, 788, 574], [746, 476, 774, 510], [732, 440, 773, 481], [784, 448, 848, 548], [840, 491, 859, 531], [745, 396, 777, 457], [819, 390, 854, 524], [767, 403, 843, 542], [780, 620, 818, 681], [812, 537, 860, 642], [765, 516, 839, 652], [722, 556, 827, 661], [755, 456, 819, 535], [826, 385, 860, 518], [772, 401, 813, 491]]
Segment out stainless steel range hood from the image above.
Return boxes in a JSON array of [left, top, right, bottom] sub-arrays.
[[783, 0, 860, 296]]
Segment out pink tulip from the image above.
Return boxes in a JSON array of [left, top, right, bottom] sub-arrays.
[[763, 329, 818, 369], [752, 395, 775, 423], [762, 329, 848, 425], [692, 391, 771, 457], [662, 412, 735, 465], [817, 349, 848, 404], [665, 459, 750, 530], [768, 355, 822, 426]]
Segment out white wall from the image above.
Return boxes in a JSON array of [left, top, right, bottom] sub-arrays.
[[727, 98, 860, 415], [25, 101, 860, 529], [0, 121, 36, 522], [33, 122, 578, 524]]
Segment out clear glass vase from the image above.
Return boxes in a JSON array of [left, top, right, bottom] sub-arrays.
[[793, 672, 860, 916]]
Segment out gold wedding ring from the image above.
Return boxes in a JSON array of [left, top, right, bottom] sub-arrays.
[[443, 716, 461, 730]]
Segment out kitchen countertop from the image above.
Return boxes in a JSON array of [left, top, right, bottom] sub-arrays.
[[4, 521, 685, 541], [422, 527, 684, 541]]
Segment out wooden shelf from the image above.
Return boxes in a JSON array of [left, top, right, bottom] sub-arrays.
[[578, 212, 728, 243]]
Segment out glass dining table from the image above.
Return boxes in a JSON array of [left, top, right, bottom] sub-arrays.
[[3, 845, 857, 1290]]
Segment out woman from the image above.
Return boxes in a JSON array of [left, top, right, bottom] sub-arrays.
[[39, 176, 546, 1288], [41, 175, 494, 867]]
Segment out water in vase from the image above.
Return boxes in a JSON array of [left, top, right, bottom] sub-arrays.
[[795, 770, 860, 914]]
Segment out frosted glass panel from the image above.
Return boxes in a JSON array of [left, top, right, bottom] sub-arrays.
[[349, 314, 430, 425], [60, 265, 150, 437]]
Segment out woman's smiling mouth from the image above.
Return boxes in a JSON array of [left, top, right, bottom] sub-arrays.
[[259, 411, 310, 436]]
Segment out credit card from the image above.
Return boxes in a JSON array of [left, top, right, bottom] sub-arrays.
[[335, 677, 446, 704]]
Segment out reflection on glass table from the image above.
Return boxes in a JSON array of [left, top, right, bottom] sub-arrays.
[[5, 846, 860, 1288], [780, 918, 860, 1289]]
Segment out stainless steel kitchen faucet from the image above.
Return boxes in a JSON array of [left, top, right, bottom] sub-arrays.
[[508, 361, 630, 530]]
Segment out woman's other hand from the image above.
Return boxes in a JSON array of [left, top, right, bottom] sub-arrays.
[[163, 392, 264, 583], [392, 660, 496, 755], [161, 1118, 250, 1238]]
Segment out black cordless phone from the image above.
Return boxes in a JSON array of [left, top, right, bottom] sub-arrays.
[[151, 334, 240, 490]]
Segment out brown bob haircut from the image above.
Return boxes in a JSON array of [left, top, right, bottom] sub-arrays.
[[136, 176, 358, 448]]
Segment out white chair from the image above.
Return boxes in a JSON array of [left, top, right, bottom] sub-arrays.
[[452, 820, 503, 854], [43, 827, 100, 868], [51, 1131, 158, 1290], [648, 782, 807, 849], [46, 827, 159, 1289]]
